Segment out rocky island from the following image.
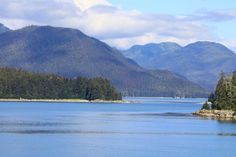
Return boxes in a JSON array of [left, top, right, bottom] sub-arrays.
[[195, 72, 236, 120], [194, 109, 236, 120]]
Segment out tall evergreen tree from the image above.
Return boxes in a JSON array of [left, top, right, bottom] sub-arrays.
[[215, 72, 228, 109], [232, 72, 236, 110], [205, 71, 236, 111]]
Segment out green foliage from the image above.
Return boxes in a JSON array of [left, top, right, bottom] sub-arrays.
[[208, 93, 215, 104], [206, 71, 236, 111], [202, 102, 210, 110], [0, 68, 122, 101]]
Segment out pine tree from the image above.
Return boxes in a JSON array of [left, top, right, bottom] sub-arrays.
[[202, 102, 210, 110], [214, 72, 227, 109], [206, 71, 236, 111], [232, 72, 236, 111], [208, 93, 215, 104]]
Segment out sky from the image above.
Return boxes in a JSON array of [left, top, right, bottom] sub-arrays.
[[0, 0, 236, 51]]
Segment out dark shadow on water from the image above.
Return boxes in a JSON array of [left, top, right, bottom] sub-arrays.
[[104, 112, 195, 119], [137, 112, 193, 117], [1, 130, 236, 136], [217, 120, 236, 124], [197, 117, 236, 123], [0, 121, 81, 127]]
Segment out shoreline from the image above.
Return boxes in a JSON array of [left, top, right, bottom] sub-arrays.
[[0, 98, 131, 104], [194, 109, 236, 120]]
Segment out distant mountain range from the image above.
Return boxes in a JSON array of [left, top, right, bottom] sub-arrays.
[[122, 42, 236, 90], [0, 24, 207, 97]]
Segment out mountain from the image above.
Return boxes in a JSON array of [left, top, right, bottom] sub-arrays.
[[122, 41, 236, 90], [0, 25, 208, 97], [0, 23, 10, 34], [123, 42, 182, 68]]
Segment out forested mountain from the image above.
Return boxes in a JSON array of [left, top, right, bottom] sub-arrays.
[[202, 72, 236, 111], [0, 23, 10, 34], [0, 68, 121, 100], [123, 42, 182, 68], [0, 25, 207, 97], [122, 41, 236, 90]]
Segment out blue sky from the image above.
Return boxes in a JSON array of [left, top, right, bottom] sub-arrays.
[[0, 0, 236, 50], [109, 0, 236, 14]]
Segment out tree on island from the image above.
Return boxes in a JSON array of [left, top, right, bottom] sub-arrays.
[[203, 71, 236, 111], [202, 102, 210, 110]]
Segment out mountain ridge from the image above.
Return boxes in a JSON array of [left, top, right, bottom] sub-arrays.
[[0, 25, 208, 97], [122, 41, 236, 90]]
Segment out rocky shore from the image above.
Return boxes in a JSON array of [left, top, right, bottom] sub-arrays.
[[194, 109, 236, 120]]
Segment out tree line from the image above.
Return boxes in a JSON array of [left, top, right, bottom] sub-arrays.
[[202, 71, 236, 111], [0, 68, 122, 101]]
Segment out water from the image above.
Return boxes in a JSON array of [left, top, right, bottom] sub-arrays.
[[0, 97, 235, 157]]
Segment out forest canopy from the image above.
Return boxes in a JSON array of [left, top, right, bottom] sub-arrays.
[[0, 68, 122, 101]]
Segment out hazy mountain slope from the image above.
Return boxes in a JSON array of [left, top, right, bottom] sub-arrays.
[[0, 23, 10, 34], [0, 25, 208, 97], [123, 42, 182, 68], [122, 41, 236, 90]]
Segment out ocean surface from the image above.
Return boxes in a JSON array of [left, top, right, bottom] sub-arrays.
[[0, 97, 235, 157]]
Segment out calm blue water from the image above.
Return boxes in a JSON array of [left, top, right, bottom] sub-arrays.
[[0, 97, 235, 157]]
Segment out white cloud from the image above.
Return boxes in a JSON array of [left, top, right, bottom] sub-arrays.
[[77, 8, 215, 48], [221, 40, 236, 52], [192, 9, 236, 22], [0, 18, 42, 29], [0, 0, 234, 50], [74, 0, 111, 11]]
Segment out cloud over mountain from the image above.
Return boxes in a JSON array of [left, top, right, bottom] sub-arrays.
[[0, 0, 235, 49]]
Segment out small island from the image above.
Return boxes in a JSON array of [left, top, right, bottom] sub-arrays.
[[194, 72, 236, 120], [0, 68, 122, 102]]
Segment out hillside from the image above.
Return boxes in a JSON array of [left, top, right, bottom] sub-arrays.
[[122, 41, 236, 90], [0, 23, 10, 34], [0, 25, 208, 97]]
